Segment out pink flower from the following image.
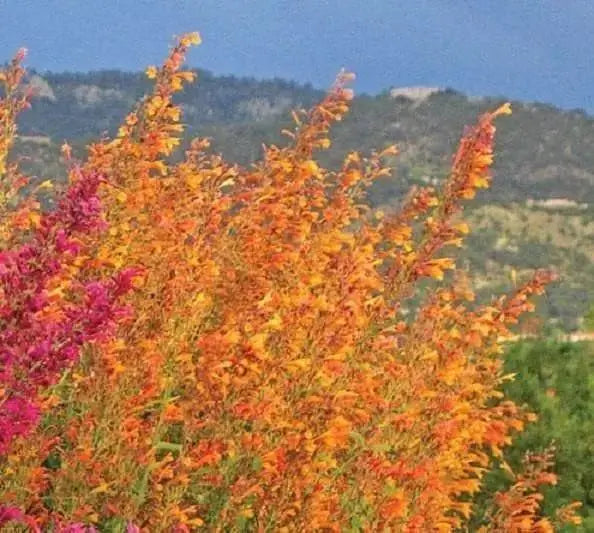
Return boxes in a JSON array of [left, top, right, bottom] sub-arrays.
[[0, 168, 139, 455], [0, 506, 41, 532]]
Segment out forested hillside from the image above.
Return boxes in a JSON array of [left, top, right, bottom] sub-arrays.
[[16, 69, 594, 202], [9, 69, 594, 329]]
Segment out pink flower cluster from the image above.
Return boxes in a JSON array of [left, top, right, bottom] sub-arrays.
[[0, 506, 40, 531], [0, 505, 140, 532], [0, 169, 138, 455]]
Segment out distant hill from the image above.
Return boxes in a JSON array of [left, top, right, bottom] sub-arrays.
[[18, 69, 323, 139], [15, 70, 594, 203], [9, 69, 594, 330]]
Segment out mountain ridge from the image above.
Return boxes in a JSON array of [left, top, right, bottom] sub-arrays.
[[7, 68, 594, 329], [15, 69, 594, 204]]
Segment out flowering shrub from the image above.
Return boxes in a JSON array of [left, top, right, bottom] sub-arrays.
[[0, 35, 582, 531], [0, 51, 138, 531], [0, 166, 138, 453]]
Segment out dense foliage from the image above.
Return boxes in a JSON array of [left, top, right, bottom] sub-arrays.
[[0, 35, 584, 531], [475, 339, 594, 531]]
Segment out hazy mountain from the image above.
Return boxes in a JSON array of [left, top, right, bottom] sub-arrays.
[[9, 70, 594, 330]]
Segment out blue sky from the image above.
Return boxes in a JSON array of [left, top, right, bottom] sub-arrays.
[[1, 0, 593, 112]]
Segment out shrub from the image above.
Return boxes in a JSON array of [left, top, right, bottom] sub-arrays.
[[0, 35, 582, 531], [474, 339, 594, 530]]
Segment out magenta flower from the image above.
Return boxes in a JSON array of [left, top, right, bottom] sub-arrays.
[[0, 505, 41, 532], [0, 168, 138, 455]]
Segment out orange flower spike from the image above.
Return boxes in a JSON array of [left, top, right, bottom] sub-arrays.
[[0, 49, 30, 179], [483, 447, 581, 530], [448, 102, 511, 203]]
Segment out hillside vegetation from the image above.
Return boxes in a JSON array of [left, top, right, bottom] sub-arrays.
[[15, 70, 594, 202], [10, 69, 594, 329]]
